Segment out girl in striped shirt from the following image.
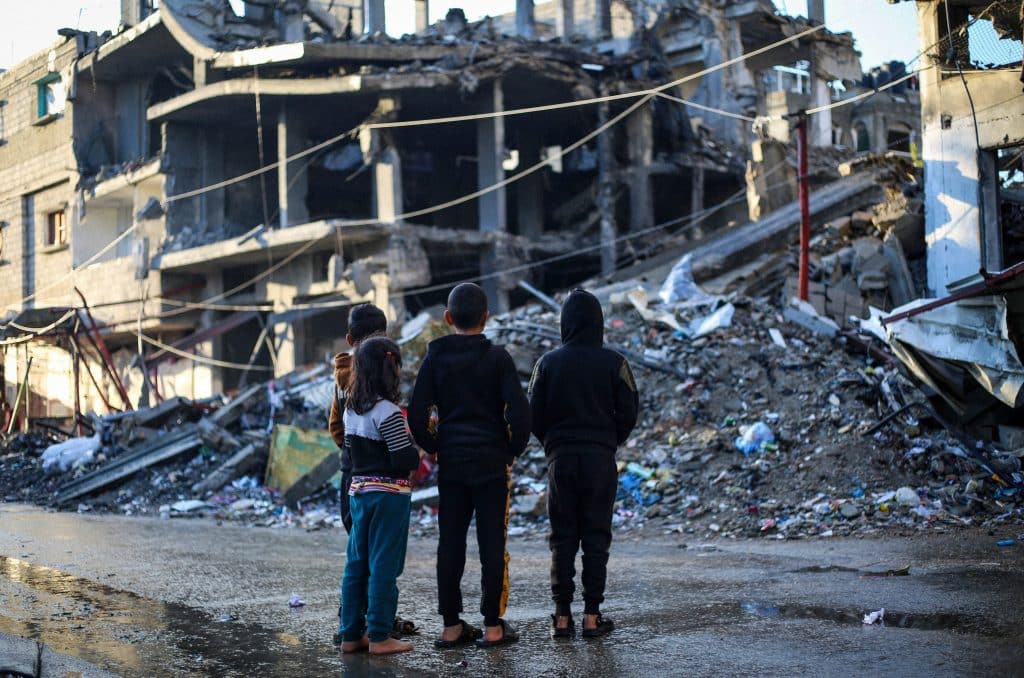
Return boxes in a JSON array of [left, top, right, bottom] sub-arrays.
[[338, 336, 421, 655]]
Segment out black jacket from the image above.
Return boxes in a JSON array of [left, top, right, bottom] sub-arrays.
[[409, 333, 530, 484], [529, 289, 639, 457]]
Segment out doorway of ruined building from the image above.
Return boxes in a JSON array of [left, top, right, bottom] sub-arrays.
[[981, 142, 1024, 272], [220, 313, 273, 392]]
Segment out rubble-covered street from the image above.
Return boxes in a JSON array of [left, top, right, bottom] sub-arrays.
[[3, 0, 1024, 675], [1, 504, 1022, 677]]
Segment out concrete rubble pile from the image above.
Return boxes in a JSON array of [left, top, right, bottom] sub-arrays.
[[474, 281, 1023, 541], [3, 153, 1021, 540], [0, 366, 356, 529]]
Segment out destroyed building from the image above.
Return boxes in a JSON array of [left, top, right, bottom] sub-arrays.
[[881, 0, 1024, 437], [0, 0, 882, 424]]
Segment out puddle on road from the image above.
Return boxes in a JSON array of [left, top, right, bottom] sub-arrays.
[[739, 600, 1012, 637], [0, 556, 333, 677]]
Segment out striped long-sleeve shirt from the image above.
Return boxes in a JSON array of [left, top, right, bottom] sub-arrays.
[[343, 399, 420, 495]]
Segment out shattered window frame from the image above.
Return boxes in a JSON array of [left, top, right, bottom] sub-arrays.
[[980, 142, 1024, 272], [938, 1, 1024, 73]]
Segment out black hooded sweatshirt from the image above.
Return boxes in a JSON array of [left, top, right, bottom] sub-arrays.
[[529, 290, 639, 457], [408, 333, 530, 484]]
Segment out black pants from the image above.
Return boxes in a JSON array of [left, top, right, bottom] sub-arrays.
[[547, 452, 617, 616], [436, 472, 511, 627]]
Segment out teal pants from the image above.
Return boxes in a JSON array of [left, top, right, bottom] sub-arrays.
[[339, 491, 411, 642]]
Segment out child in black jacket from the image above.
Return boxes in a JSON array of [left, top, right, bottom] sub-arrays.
[[528, 289, 639, 638], [408, 283, 530, 648]]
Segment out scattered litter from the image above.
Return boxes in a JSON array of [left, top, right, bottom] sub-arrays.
[[997, 539, 1016, 547], [734, 422, 776, 456], [863, 608, 885, 625], [288, 592, 305, 608], [687, 303, 735, 339], [170, 500, 210, 513], [41, 436, 101, 474], [658, 254, 718, 307]]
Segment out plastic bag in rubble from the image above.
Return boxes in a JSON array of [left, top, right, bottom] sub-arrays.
[[658, 254, 718, 307], [734, 422, 775, 456], [41, 435, 101, 473]]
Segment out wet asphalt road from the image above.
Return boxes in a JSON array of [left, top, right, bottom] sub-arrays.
[[0, 504, 1022, 677]]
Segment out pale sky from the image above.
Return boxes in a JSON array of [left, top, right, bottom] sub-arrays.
[[2, 1, 918, 71]]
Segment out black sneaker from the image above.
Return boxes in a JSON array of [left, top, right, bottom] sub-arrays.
[[581, 614, 614, 638], [550, 614, 575, 639]]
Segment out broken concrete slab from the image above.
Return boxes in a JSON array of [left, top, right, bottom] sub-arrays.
[[192, 442, 266, 495], [57, 425, 202, 503], [784, 298, 840, 337], [282, 452, 341, 509]]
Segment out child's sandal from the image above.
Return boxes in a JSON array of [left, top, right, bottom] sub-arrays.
[[474, 619, 519, 648], [433, 619, 482, 649], [550, 614, 575, 639], [581, 614, 615, 638]]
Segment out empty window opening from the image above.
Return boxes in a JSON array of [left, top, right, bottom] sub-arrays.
[[995, 144, 1024, 268]]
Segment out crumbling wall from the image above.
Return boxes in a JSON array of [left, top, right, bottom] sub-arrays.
[[916, 1, 1024, 294]]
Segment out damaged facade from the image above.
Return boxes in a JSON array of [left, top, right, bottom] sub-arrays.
[[882, 0, 1024, 434], [2, 0, 911, 429]]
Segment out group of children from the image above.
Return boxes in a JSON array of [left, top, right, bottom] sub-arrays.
[[328, 283, 639, 655]]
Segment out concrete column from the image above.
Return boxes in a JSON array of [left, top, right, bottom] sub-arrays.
[[806, 1, 832, 147], [597, 98, 617, 275], [558, 0, 574, 38], [626, 103, 654, 232], [516, 0, 535, 38], [690, 163, 705, 238], [516, 129, 544, 239], [477, 80, 509, 314], [414, 0, 430, 33], [365, 0, 385, 34], [277, 107, 308, 228], [809, 75, 833, 147], [596, 0, 611, 38], [360, 96, 402, 223], [280, 0, 305, 42]]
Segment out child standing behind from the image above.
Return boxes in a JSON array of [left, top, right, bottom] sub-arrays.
[[339, 337, 421, 655], [528, 289, 639, 638], [408, 283, 530, 648]]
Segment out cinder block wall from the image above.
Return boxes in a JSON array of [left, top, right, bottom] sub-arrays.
[[0, 38, 79, 313]]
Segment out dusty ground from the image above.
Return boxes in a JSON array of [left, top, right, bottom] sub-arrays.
[[1, 503, 1022, 677]]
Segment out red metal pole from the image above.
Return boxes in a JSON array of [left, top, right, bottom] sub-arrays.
[[797, 112, 811, 302]]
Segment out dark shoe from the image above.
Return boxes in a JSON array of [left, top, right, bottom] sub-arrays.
[[550, 614, 575, 639], [434, 619, 483, 649], [581, 614, 614, 638], [475, 619, 520, 648], [393, 616, 419, 637]]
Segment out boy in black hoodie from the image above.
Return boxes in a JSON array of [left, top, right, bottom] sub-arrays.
[[528, 289, 639, 638], [408, 283, 530, 648]]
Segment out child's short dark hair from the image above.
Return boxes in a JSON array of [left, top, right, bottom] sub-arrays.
[[348, 304, 387, 342], [447, 283, 488, 330], [346, 336, 403, 414]]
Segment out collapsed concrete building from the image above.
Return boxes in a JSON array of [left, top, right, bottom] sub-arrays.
[[881, 0, 1024, 433], [2, 0, 899, 428]]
